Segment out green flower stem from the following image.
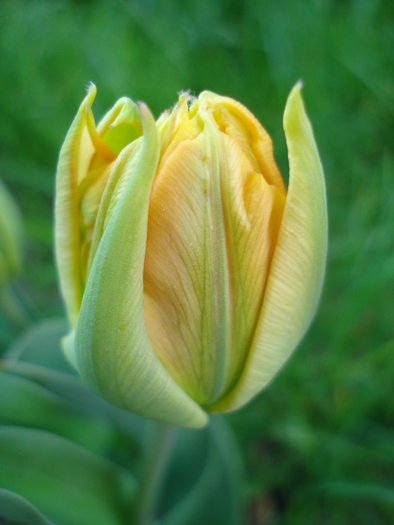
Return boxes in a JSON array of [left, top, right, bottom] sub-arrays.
[[134, 423, 175, 525]]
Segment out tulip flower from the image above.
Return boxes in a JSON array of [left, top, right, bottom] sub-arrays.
[[55, 82, 327, 428]]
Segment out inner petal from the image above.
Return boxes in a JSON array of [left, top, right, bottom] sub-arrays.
[[216, 132, 286, 397], [143, 132, 227, 405]]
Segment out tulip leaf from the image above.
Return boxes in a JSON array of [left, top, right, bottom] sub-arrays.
[[0, 489, 54, 525], [0, 319, 149, 452], [0, 370, 114, 454], [211, 83, 328, 412], [5, 318, 75, 374], [2, 360, 152, 447], [159, 417, 243, 525], [0, 427, 137, 525]]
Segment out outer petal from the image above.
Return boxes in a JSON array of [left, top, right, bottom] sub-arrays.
[[71, 103, 208, 428], [55, 88, 95, 326], [55, 85, 143, 326], [210, 83, 328, 412]]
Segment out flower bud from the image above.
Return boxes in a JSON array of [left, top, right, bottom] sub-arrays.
[[55, 82, 327, 428], [0, 179, 23, 287]]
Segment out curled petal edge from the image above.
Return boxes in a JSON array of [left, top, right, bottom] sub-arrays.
[[55, 88, 93, 326]]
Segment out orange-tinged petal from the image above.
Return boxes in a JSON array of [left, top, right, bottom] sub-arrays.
[[143, 117, 231, 405], [199, 91, 286, 194], [143, 99, 286, 406], [216, 131, 285, 395]]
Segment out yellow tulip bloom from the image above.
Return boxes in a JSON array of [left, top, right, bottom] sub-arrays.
[[55, 82, 327, 428]]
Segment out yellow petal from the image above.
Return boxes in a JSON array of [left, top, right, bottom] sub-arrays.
[[216, 131, 285, 395], [157, 94, 201, 170], [210, 82, 327, 412], [80, 89, 143, 226], [55, 87, 95, 326], [144, 98, 285, 406], [56, 84, 145, 321], [88, 139, 142, 272], [199, 91, 286, 194], [143, 112, 231, 406], [72, 102, 208, 428]]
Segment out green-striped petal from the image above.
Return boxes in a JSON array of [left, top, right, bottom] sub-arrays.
[[72, 102, 208, 428]]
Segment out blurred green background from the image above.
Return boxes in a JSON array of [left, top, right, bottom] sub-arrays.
[[0, 0, 393, 523]]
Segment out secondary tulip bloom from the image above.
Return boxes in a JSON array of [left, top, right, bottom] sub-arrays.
[[55, 82, 327, 428]]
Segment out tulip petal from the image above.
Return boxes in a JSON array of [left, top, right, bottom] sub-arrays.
[[87, 139, 142, 272], [73, 103, 208, 428], [217, 132, 285, 392], [210, 83, 327, 412], [56, 85, 145, 325], [143, 117, 231, 406], [199, 91, 286, 194], [55, 87, 95, 326]]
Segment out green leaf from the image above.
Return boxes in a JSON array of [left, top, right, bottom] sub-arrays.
[[5, 318, 75, 374], [0, 371, 114, 454], [0, 427, 137, 525], [315, 481, 394, 508], [0, 489, 54, 525], [2, 360, 153, 446], [159, 417, 243, 525]]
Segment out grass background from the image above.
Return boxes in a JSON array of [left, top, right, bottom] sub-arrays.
[[0, 0, 393, 523]]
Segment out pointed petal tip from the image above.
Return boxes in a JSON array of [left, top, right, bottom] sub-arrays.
[[137, 101, 147, 111], [284, 81, 311, 134], [86, 81, 97, 93], [295, 78, 304, 90], [289, 79, 304, 97], [85, 82, 97, 111], [137, 102, 160, 156], [137, 101, 154, 123]]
